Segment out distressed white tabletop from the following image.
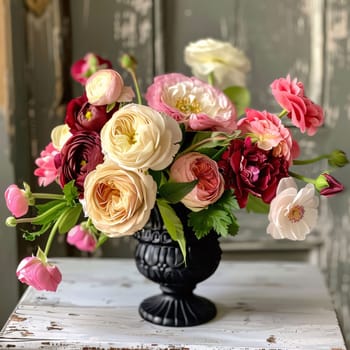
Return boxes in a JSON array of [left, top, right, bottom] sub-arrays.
[[0, 258, 346, 350]]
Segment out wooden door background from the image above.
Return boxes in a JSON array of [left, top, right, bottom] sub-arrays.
[[0, 0, 349, 346]]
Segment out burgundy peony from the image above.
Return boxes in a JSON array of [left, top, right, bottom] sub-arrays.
[[56, 131, 104, 195], [65, 94, 119, 134], [219, 137, 290, 208]]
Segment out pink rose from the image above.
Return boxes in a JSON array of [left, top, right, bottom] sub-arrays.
[[4, 184, 29, 217], [70, 53, 112, 85], [170, 152, 224, 211], [145, 73, 237, 133], [16, 256, 62, 292], [238, 109, 294, 164], [34, 143, 60, 187], [67, 224, 97, 252], [270, 75, 324, 135], [85, 69, 135, 106]]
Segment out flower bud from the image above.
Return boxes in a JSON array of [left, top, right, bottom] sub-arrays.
[[328, 149, 349, 168], [315, 173, 344, 197], [6, 216, 17, 227], [120, 53, 137, 72]]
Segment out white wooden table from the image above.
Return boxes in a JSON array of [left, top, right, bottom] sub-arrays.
[[0, 258, 346, 349]]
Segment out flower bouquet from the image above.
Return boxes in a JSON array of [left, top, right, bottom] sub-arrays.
[[4, 38, 348, 293]]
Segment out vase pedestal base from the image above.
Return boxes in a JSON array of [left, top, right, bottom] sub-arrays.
[[138, 291, 217, 327]]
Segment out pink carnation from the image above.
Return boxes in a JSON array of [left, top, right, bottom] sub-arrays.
[[271, 75, 324, 135], [238, 109, 294, 164], [34, 143, 60, 187], [145, 73, 237, 133]]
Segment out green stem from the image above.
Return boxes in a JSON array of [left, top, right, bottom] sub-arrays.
[[129, 69, 142, 105], [32, 193, 65, 200], [177, 135, 227, 157], [278, 109, 288, 118], [44, 218, 60, 256], [13, 202, 66, 225], [288, 170, 316, 185], [293, 154, 329, 165], [208, 72, 215, 86]]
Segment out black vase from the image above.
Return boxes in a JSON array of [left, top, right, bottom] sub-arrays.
[[134, 205, 222, 327]]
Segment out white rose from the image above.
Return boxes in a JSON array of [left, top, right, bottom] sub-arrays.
[[101, 103, 182, 171], [51, 124, 72, 151], [84, 160, 157, 237], [184, 38, 251, 89]]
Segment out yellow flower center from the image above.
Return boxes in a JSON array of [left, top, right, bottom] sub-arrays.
[[81, 160, 87, 167], [85, 111, 93, 120], [287, 205, 305, 223], [175, 97, 201, 114]]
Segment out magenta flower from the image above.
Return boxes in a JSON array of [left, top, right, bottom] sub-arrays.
[[218, 137, 290, 208], [67, 224, 97, 252], [34, 143, 60, 187], [238, 109, 294, 164], [16, 256, 62, 292], [270, 75, 324, 136], [170, 152, 224, 211], [65, 94, 119, 134], [145, 73, 237, 132], [70, 53, 112, 85], [317, 173, 344, 197], [4, 184, 29, 217]]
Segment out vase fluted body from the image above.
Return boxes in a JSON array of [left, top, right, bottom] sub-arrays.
[[134, 205, 222, 327]]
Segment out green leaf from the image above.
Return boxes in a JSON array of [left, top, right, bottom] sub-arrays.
[[223, 86, 251, 116], [32, 202, 66, 226], [156, 199, 186, 263], [106, 102, 116, 113], [36, 199, 65, 216], [149, 169, 167, 188], [159, 180, 198, 203], [22, 223, 52, 241], [63, 180, 79, 204], [188, 190, 240, 238], [245, 194, 270, 214], [58, 204, 83, 234]]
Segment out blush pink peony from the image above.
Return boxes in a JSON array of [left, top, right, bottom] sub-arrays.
[[145, 73, 237, 133]]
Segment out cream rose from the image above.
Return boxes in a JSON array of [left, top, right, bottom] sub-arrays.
[[51, 124, 72, 151], [101, 103, 182, 171], [84, 161, 157, 237], [85, 69, 135, 105], [184, 38, 251, 89]]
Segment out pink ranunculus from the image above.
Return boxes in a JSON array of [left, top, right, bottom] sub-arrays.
[[70, 53, 112, 85], [218, 137, 290, 208], [169, 152, 224, 211], [270, 75, 324, 135], [4, 184, 29, 217], [85, 69, 135, 106], [238, 109, 294, 164], [145, 73, 237, 133], [67, 225, 97, 252], [34, 143, 60, 187], [16, 256, 62, 292], [302, 97, 324, 136]]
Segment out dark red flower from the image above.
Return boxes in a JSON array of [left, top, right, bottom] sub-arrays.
[[70, 53, 112, 85], [319, 173, 344, 197], [219, 137, 290, 208], [65, 94, 119, 134], [56, 131, 104, 196]]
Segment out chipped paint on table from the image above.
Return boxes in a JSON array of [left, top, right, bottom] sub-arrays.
[[0, 258, 346, 349]]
